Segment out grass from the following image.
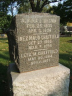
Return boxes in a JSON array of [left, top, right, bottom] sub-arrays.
[[0, 37, 12, 96], [0, 36, 72, 96], [59, 37, 72, 96]]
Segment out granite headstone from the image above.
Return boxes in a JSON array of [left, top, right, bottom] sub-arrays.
[[12, 13, 60, 72]]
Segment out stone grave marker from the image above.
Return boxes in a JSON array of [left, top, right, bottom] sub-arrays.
[[14, 13, 60, 72], [8, 13, 70, 96]]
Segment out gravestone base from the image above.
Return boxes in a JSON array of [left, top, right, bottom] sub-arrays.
[[8, 63, 70, 96]]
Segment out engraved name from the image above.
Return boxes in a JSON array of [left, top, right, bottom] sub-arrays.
[[21, 49, 58, 58], [18, 34, 59, 42], [21, 18, 57, 23]]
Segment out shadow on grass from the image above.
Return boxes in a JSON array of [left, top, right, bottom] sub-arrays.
[[0, 38, 8, 41], [59, 53, 72, 67], [0, 38, 8, 43], [59, 53, 72, 93], [0, 51, 10, 60], [0, 63, 9, 96]]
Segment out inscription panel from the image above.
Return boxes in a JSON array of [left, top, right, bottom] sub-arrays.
[[16, 13, 60, 72]]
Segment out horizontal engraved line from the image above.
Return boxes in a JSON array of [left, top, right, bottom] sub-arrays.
[[32, 33, 48, 35], [34, 49, 47, 51]]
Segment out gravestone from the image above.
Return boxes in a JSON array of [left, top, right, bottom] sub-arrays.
[[14, 13, 60, 72], [7, 13, 70, 96]]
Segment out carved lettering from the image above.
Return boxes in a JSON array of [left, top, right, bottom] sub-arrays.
[[18, 15, 59, 68], [31, 59, 50, 65], [29, 45, 38, 50], [28, 41, 36, 45], [28, 57, 36, 61], [44, 44, 52, 48], [18, 34, 59, 41]]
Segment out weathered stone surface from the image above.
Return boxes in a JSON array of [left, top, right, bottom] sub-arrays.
[[13, 13, 60, 72], [8, 63, 70, 96]]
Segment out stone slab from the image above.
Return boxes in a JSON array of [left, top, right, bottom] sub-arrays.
[[14, 13, 60, 72], [8, 63, 70, 96]]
